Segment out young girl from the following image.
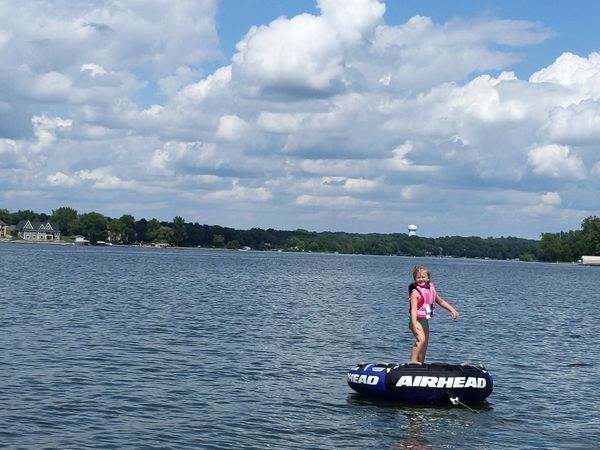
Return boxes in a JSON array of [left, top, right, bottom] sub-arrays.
[[408, 266, 459, 363]]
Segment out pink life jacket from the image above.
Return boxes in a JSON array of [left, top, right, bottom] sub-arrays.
[[409, 282, 437, 319]]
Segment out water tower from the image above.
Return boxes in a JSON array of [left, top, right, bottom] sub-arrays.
[[408, 224, 417, 237]]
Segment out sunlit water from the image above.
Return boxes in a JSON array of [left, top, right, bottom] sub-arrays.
[[1, 243, 599, 449]]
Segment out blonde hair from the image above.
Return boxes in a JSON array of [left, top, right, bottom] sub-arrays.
[[412, 266, 431, 280]]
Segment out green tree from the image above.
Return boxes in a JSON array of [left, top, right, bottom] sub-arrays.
[[134, 218, 148, 243], [519, 253, 536, 262], [108, 218, 126, 243], [226, 240, 240, 250], [0, 208, 10, 223], [186, 223, 210, 247], [51, 206, 78, 235], [118, 214, 137, 244], [581, 216, 600, 255], [74, 212, 108, 244], [539, 232, 576, 262], [213, 234, 225, 248], [171, 216, 187, 247], [154, 226, 173, 244], [147, 218, 161, 242], [12, 209, 39, 223]]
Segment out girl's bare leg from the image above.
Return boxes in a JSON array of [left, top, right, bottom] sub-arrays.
[[417, 328, 429, 363], [410, 327, 428, 363]]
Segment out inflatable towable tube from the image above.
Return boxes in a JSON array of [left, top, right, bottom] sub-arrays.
[[347, 362, 493, 404]]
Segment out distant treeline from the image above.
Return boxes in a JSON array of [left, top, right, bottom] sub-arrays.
[[539, 216, 600, 262], [2, 207, 598, 261]]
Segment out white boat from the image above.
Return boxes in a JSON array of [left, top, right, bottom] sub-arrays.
[[580, 256, 600, 266], [73, 235, 90, 245]]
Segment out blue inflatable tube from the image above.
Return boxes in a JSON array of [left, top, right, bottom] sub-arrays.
[[347, 362, 493, 404]]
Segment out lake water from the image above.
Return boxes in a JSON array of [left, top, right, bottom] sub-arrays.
[[1, 243, 599, 449]]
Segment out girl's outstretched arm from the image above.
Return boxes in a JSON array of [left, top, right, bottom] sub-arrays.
[[435, 295, 459, 320]]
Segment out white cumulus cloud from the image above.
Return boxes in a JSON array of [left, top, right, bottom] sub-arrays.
[[527, 144, 586, 180], [296, 194, 377, 208], [205, 180, 272, 202], [78, 168, 136, 190], [31, 115, 72, 152], [530, 52, 600, 98], [47, 172, 77, 187], [232, 0, 384, 97], [521, 191, 562, 216], [545, 99, 600, 144], [217, 115, 250, 141]]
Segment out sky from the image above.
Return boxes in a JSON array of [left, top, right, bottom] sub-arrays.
[[1, 0, 600, 239]]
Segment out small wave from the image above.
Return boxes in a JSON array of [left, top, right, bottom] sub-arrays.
[[566, 362, 593, 367]]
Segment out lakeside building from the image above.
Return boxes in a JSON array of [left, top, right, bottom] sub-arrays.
[[15, 220, 61, 241], [0, 220, 11, 238]]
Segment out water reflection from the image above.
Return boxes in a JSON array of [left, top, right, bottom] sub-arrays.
[[396, 414, 431, 450]]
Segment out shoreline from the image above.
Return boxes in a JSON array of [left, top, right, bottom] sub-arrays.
[[0, 239, 588, 264]]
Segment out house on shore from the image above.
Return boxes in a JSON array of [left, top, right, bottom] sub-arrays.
[[0, 220, 9, 238], [15, 220, 61, 241]]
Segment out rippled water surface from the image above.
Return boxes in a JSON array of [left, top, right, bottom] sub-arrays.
[[2, 243, 599, 449]]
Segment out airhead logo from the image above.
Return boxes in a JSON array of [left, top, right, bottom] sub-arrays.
[[395, 376, 487, 389], [347, 373, 379, 385]]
